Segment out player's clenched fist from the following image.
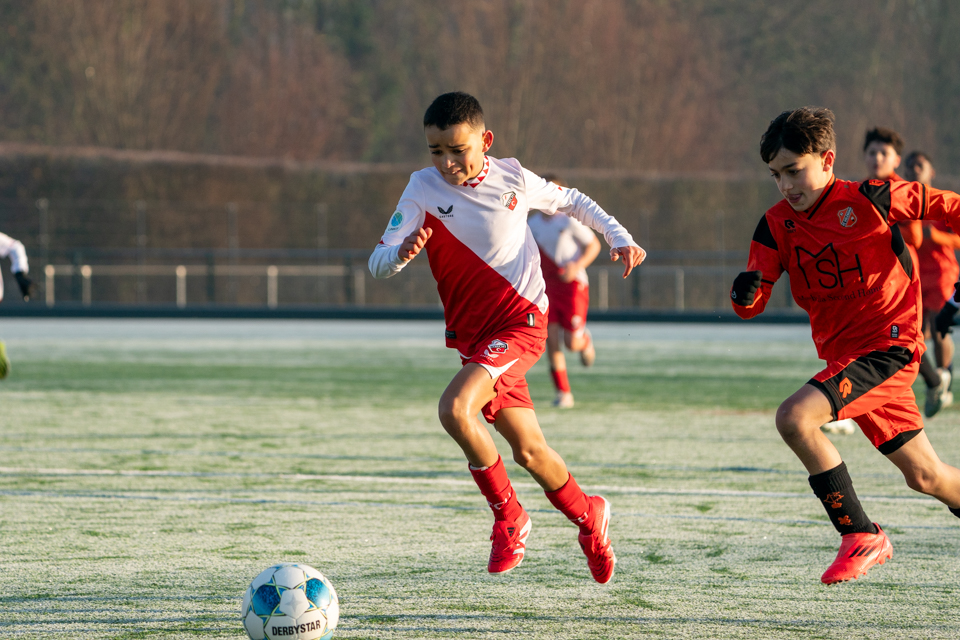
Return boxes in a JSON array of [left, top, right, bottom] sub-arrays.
[[731, 270, 762, 306], [399, 227, 433, 262], [609, 245, 646, 278]]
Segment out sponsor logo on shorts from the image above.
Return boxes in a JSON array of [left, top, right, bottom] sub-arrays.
[[484, 339, 509, 358], [823, 492, 844, 509], [388, 211, 403, 229], [445, 329, 457, 340], [837, 207, 857, 228], [500, 191, 518, 211], [890, 324, 899, 338], [839, 377, 853, 399], [526, 313, 535, 327]]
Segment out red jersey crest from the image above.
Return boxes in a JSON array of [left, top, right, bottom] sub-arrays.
[[837, 207, 857, 228]]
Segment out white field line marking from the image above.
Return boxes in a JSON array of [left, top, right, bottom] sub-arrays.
[[0, 466, 939, 505]]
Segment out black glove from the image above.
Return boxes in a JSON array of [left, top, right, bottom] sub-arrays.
[[935, 302, 959, 339], [730, 270, 762, 306], [14, 272, 33, 301]]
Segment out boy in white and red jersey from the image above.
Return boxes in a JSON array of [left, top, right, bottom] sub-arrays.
[[369, 92, 645, 583], [527, 175, 601, 409], [0, 231, 34, 378], [903, 152, 956, 416], [731, 107, 960, 585]]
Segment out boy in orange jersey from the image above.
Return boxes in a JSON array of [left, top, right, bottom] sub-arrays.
[[731, 107, 960, 584], [903, 151, 956, 416], [863, 129, 951, 415], [527, 175, 601, 409]]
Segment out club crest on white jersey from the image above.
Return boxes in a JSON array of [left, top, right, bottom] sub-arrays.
[[500, 191, 518, 211]]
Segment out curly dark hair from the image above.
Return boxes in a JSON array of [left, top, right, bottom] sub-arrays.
[[760, 107, 836, 164]]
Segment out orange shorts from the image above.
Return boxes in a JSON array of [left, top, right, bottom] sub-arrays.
[[545, 279, 590, 336], [460, 311, 547, 423], [809, 346, 923, 454]]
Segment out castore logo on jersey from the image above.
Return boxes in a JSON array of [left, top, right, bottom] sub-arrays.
[[837, 207, 857, 228], [438, 205, 454, 219]]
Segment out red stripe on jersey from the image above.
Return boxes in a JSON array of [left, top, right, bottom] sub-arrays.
[[423, 212, 540, 353]]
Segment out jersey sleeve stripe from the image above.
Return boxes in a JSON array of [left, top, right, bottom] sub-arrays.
[[752, 215, 778, 251], [920, 183, 928, 220]]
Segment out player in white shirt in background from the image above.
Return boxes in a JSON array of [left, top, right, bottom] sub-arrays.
[[0, 231, 34, 378], [527, 175, 601, 409], [370, 92, 645, 583]]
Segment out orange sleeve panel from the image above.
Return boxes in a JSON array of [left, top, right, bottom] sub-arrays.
[[732, 214, 784, 319]]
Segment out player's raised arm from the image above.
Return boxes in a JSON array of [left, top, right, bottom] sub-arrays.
[[368, 177, 428, 279], [731, 214, 784, 319], [523, 168, 645, 278]]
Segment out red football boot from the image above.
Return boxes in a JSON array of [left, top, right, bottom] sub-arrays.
[[821, 523, 892, 584], [488, 509, 532, 574], [578, 496, 616, 583]]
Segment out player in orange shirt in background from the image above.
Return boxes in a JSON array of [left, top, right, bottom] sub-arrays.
[[904, 151, 956, 416], [731, 107, 960, 585]]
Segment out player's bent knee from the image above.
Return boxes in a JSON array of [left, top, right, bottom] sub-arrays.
[[512, 444, 547, 470], [774, 400, 818, 441], [437, 395, 476, 432], [902, 465, 941, 495]]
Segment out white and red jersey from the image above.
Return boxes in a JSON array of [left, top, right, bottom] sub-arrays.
[[369, 155, 637, 353], [0, 232, 28, 274], [527, 212, 597, 285]]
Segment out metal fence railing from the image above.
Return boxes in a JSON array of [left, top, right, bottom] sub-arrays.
[[20, 256, 797, 313]]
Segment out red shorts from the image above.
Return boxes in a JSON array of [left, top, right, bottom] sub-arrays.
[[809, 346, 922, 453], [460, 311, 547, 423], [545, 278, 590, 336]]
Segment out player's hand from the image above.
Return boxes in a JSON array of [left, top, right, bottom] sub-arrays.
[[609, 245, 646, 278], [14, 272, 34, 301], [399, 227, 432, 263], [559, 262, 580, 283], [731, 270, 762, 306]]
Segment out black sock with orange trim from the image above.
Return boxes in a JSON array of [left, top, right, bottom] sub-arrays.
[[808, 462, 877, 535]]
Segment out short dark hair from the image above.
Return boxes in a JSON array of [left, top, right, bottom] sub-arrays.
[[863, 127, 904, 154], [760, 107, 836, 164], [423, 92, 485, 131], [903, 151, 932, 181]]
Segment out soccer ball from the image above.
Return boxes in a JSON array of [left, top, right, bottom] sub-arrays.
[[241, 563, 339, 640]]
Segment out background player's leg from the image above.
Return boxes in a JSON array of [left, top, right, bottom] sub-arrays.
[[885, 430, 960, 510], [921, 311, 951, 416], [547, 323, 573, 407], [775, 384, 842, 474], [438, 363, 499, 468], [493, 406, 569, 490]]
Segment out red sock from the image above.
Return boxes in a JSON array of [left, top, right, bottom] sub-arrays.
[[550, 368, 571, 392], [545, 473, 593, 534], [469, 456, 524, 521]]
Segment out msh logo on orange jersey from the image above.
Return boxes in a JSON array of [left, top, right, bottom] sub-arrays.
[[500, 191, 518, 211], [837, 207, 857, 228]]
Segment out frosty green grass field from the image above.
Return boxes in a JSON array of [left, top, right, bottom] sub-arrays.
[[1, 318, 959, 639]]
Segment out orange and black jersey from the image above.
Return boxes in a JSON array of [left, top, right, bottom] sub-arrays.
[[734, 176, 960, 361]]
